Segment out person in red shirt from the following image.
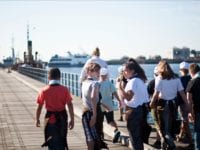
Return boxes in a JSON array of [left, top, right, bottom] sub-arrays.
[[36, 68, 74, 150]]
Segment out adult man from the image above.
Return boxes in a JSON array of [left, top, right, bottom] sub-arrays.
[[186, 63, 200, 150]]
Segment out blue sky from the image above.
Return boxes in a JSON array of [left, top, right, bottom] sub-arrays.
[[0, 1, 200, 62]]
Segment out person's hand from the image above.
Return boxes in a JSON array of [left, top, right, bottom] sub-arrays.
[[68, 119, 74, 130], [149, 101, 156, 108], [36, 120, 40, 127], [89, 116, 96, 127], [188, 113, 194, 123]]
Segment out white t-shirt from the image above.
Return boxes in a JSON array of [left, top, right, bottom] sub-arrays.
[[80, 56, 108, 81], [124, 77, 149, 108], [155, 76, 183, 100]]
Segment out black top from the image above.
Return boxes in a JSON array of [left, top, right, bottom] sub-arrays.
[[177, 75, 191, 105], [186, 77, 200, 113], [147, 79, 155, 97]]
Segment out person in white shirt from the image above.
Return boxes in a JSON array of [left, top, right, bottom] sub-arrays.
[[119, 61, 149, 150], [150, 60, 189, 150], [80, 47, 108, 83]]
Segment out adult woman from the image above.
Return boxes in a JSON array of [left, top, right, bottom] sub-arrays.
[[119, 61, 149, 150], [150, 60, 189, 150]]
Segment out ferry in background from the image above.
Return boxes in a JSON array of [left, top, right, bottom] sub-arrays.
[[48, 51, 90, 68]]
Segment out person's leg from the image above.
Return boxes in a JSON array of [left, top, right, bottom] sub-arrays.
[[194, 112, 200, 150], [87, 141, 95, 150], [105, 111, 121, 143], [127, 107, 144, 150]]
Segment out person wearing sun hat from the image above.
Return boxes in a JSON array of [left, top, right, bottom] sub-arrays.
[[99, 67, 121, 143], [176, 61, 193, 148]]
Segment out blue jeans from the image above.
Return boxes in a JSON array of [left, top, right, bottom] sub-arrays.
[[126, 106, 144, 150], [194, 112, 200, 150]]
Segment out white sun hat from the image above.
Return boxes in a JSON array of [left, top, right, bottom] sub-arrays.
[[100, 68, 108, 75], [179, 61, 189, 70]]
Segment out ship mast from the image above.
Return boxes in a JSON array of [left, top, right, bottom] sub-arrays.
[[11, 34, 15, 64], [26, 22, 33, 64]]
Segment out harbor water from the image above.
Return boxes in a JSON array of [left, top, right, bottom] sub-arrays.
[[59, 63, 181, 81]]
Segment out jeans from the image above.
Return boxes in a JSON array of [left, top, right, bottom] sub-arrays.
[[126, 106, 144, 150], [194, 112, 200, 150], [157, 100, 176, 149]]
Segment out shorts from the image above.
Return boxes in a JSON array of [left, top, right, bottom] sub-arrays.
[[103, 111, 114, 124], [82, 111, 98, 142]]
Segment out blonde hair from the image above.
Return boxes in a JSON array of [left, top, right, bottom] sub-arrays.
[[92, 47, 100, 56]]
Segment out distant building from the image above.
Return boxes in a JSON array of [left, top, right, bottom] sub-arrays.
[[173, 47, 190, 60]]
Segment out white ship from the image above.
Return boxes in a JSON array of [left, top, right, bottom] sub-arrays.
[[48, 51, 90, 68]]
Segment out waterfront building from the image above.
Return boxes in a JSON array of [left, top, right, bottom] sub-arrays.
[[173, 47, 190, 60]]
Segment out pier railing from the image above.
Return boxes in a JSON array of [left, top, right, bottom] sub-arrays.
[[18, 66, 48, 84], [18, 66, 115, 97]]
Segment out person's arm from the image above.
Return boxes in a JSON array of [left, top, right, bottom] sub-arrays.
[[67, 101, 74, 130], [119, 89, 133, 101], [179, 90, 189, 111], [149, 91, 159, 108], [89, 84, 98, 127], [36, 104, 43, 127], [187, 92, 194, 121]]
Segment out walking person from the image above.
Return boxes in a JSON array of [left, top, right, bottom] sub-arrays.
[[150, 60, 189, 150], [116, 65, 127, 121], [99, 67, 121, 143], [186, 63, 200, 150], [119, 61, 149, 150], [176, 62, 193, 148], [81, 63, 107, 150], [147, 66, 162, 148], [36, 68, 74, 150]]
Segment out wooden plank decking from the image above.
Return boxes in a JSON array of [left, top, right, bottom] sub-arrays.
[[0, 69, 191, 150], [0, 69, 129, 150]]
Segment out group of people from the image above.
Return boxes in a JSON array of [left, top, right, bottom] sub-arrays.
[[35, 47, 200, 150]]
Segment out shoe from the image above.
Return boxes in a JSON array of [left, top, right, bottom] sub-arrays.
[[100, 141, 108, 149], [153, 140, 161, 149], [112, 130, 121, 143], [118, 116, 123, 121], [186, 143, 194, 150]]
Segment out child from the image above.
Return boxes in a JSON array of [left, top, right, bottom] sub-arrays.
[[81, 62, 103, 150], [177, 62, 193, 147], [36, 68, 74, 150], [116, 66, 127, 121], [99, 67, 121, 143]]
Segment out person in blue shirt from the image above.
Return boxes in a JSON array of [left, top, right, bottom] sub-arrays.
[[99, 68, 121, 143]]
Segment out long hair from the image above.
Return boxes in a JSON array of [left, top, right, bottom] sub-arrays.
[[157, 60, 176, 79], [124, 60, 147, 82]]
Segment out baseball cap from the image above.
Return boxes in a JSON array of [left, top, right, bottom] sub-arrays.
[[179, 61, 189, 70], [100, 68, 108, 75]]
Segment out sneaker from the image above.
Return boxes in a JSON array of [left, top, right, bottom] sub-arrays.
[[186, 143, 194, 150], [153, 140, 161, 149], [112, 130, 121, 143], [118, 116, 123, 121]]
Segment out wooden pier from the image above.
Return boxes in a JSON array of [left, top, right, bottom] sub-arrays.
[[0, 69, 191, 150]]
